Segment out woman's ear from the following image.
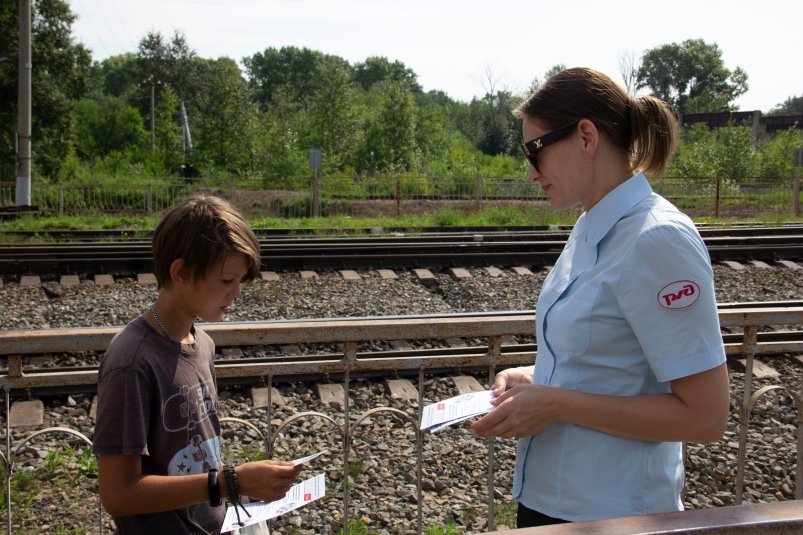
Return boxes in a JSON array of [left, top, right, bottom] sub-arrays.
[[169, 258, 188, 285], [577, 118, 599, 161]]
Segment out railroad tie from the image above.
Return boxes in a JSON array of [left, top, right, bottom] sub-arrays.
[[449, 267, 472, 280], [251, 387, 286, 408], [721, 260, 746, 271], [777, 260, 801, 270], [9, 399, 44, 428], [94, 274, 114, 286], [60, 275, 80, 287], [451, 375, 485, 395], [749, 260, 773, 269], [260, 271, 280, 281], [19, 275, 40, 286], [413, 268, 437, 287], [511, 266, 533, 276], [385, 379, 418, 402], [316, 383, 345, 407], [377, 269, 398, 280], [137, 273, 157, 285], [339, 270, 361, 281], [484, 267, 504, 278], [299, 270, 318, 279], [735, 358, 780, 379]]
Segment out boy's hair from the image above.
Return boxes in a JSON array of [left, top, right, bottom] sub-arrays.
[[152, 194, 261, 288]]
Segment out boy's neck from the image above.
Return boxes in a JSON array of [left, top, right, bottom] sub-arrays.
[[147, 297, 196, 344]]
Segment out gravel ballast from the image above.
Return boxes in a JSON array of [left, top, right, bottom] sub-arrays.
[[0, 262, 802, 534]]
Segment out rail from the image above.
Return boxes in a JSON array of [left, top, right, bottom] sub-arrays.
[[1, 306, 803, 533]]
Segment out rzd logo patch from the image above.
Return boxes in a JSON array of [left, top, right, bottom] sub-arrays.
[[658, 280, 700, 309]]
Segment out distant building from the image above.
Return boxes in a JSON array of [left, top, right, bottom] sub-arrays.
[[678, 111, 802, 142]]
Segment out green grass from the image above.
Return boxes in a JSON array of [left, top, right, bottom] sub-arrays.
[[1, 446, 98, 534], [1, 202, 799, 239]]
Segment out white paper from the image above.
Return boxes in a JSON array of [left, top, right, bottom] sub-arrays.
[[221, 473, 325, 533], [291, 450, 328, 466], [420, 390, 495, 431]]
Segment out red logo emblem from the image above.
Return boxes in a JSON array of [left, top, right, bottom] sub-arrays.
[[304, 492, 312, 501], [657, 280, 700, 309]]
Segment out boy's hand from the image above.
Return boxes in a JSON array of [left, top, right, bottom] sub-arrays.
[[235, 460, 304, 503]]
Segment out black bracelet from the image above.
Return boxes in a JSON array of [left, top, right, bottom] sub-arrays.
[[223, 464, 251, 526], [207, 468, 221, 507], [223, 464, 239, 504]]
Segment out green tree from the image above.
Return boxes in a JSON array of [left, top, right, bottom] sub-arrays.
[[95, 53, 140, 98], [637, 39, 748, 114], [72, 96, 147, 159], [527, 64, 567, 94], [302, 57, 363, 173], [353, 56, 421, 92], [0, 0, 91, 180], [356, 82, 417, 173], [192, 57, 260, 176], [243, 46, 351, 107], [767, 94, 803, 116], [755, 128, 803, 179]]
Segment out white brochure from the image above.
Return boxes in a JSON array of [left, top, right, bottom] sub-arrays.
[[221, 473, 326, 533], [420, 390, 495, 432]]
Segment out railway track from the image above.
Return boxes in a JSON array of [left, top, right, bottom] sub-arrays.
[[2, 224, 803, 276], [3, 302, 802, 398]]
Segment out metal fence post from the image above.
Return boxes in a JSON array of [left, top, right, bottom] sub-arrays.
[[714, 177, 721, 218], [794, 148, 802, 217], [395, 176, 401, 217], [475, 175, 482, 211], [58, 185, 64, 217], [146, 184, 153, 215]]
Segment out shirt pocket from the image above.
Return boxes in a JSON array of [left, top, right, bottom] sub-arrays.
[[549, 283, 600, 357]]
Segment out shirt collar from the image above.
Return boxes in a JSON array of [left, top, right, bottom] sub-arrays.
[[583, 172, 652, 246]]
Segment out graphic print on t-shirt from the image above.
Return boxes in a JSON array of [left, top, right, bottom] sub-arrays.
[[168, 434, 221, 475], [162, 381, 217, 432]]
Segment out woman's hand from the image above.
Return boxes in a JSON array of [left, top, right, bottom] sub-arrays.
[[471, 383, 556, 439]]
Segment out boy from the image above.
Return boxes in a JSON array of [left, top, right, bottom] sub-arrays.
[[93, 194, 303, 534]]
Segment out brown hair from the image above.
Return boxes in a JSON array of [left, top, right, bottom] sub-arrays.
[[151, 194, 260, 288], [514, 67, 678, 178]]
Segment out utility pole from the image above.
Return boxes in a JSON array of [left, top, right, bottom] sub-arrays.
[[150, 81, 155, 151], [16, 0, 32, 206]]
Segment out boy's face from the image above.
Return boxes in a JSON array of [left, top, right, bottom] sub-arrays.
[[183, 252, 250, 322]]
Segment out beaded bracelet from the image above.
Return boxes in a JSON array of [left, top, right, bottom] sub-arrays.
[[223, 463, 251, 526]]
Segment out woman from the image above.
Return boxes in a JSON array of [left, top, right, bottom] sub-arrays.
[[471, 67, 730, 527]]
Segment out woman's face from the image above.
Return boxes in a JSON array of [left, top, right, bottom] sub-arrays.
[[522, 117, 590, 210]]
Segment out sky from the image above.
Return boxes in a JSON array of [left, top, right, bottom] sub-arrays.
[[67, 0, 803, 112]]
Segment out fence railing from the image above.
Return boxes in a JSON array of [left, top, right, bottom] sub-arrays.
[[1, 306, 802, 534], [1, 176, 801, 220]]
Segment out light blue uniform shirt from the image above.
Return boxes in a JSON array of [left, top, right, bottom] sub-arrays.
[[513, 172, 726, 521]]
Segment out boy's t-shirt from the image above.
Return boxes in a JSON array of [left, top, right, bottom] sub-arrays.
[[93, 316, 225, 534]]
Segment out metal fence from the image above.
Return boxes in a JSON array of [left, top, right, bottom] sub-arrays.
[[1, 176, 801, 220], [1, 307, 802, 534]]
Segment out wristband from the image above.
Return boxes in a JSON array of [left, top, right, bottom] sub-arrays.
[[208, 468, 221, 507], [223, 464, 251, 526], [223, 464, 240, 505]]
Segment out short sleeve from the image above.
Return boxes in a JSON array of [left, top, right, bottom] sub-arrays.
[[92, 367, 152, 456], [618, 224, 725, 383]]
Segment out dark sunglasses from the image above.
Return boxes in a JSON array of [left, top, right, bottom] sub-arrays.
[[520, 121, 579, 172]]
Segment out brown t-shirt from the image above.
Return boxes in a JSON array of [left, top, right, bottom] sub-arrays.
[[93, 316, 225, 534]]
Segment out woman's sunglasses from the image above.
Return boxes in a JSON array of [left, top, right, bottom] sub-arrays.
[[520, 121, 579, 172]]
